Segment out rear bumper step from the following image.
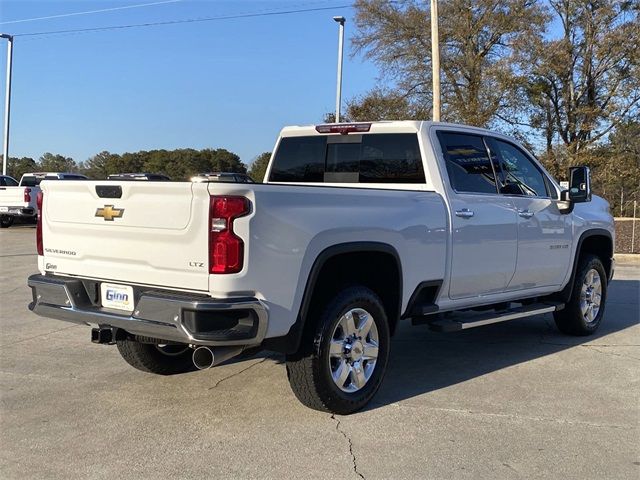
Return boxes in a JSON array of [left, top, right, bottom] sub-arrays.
[[427, 302, 564, 333], [27, 274, 268, 346]]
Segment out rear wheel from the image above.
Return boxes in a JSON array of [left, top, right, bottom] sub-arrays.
[[116, 339, 194, 375], [286, 285, 390, 414], [554, 254, 607, 336], [0, 215, 14, 228]]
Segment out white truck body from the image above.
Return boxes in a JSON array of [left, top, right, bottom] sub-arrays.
[[0, 172, 88, 227], [27, 121, 615, 413], [0, 174, 38, 222]]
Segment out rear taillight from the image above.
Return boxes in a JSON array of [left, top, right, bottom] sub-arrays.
[[36, 191, 43, 256], [24, 187, 31, 203], [209, 196, 250, 274]]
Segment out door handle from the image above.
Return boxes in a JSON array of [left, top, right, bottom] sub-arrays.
[[455, 209, 474, 219], [518, 209, 534, 219]]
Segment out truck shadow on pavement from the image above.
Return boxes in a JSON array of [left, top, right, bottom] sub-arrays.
[[367, 278, 639, 411]]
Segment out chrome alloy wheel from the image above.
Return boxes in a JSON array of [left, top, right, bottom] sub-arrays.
[[580, 268, 602, 323], [329, 308, 379, 393]]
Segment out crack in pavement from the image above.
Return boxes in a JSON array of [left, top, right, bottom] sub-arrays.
[[331, 414, 365, 479], [539, 340, 640, 347], [502, 462, 522, 478], [1, 285, 26, 295], [0, 324, 79, 348], [538, 340, 640, 360], [207, 356, 270, 390], [388, 404, 632, 430], [582, 344, 640, 361]]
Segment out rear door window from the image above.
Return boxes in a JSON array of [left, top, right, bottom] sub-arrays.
[[436, 132, 498, 194], [269, 133, 425, 184]]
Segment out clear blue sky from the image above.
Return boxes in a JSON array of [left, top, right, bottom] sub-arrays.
[[0, 1, 378, 166]]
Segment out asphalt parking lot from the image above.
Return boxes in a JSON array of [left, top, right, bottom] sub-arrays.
[[1, 225, 638, 479]]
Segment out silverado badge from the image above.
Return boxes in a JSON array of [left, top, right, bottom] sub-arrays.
[[95, 205, 125, 221]]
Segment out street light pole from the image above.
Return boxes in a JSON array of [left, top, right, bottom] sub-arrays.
[[430, 0, 441, 122], [333, 16, 345, 123], [1, 34, 13, 176]]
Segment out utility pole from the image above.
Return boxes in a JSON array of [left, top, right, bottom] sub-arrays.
[[632, 200, 637, 254], [333, 16, 345, 123], [1, 34, 13, 176], [430, 0, 441, 122]]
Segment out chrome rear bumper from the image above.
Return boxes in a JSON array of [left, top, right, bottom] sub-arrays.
[[0, 206, 35, 217], [27, 274, 268, 346]]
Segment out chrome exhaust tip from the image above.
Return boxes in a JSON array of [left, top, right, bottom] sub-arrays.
[[192, 346, 215, 370], [192, 346, 244, 370]]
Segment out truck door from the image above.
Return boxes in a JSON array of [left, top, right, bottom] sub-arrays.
[[435, 131, 518, 299], [486, 138, 573, 289]]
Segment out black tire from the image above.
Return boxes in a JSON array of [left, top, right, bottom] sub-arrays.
[[116, 339, 194, 375], [554, 254, 607, 336], [285, 285, 390, 414], [0, 215, 14, 228]]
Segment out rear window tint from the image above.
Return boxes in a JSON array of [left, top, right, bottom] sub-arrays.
[[20, 177, 40, 187], [437, 132, 498, 194], [269, 133, 425, 184], [269, 136, 326, 182]]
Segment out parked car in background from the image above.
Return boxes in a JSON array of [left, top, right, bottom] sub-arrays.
[[0, 175, 21, 227], [190, 172, 254, 183], [0, 175, 19, 187], [0, 172, 87, 228], [107, 173, 171, 181]]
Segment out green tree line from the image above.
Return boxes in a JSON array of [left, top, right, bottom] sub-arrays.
[[4, 149, 274, 184], [2, 148, 249, 182]]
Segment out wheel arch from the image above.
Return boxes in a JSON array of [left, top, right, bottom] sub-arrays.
[[263, 242, 403, 354], [555, 228, 613, 303]]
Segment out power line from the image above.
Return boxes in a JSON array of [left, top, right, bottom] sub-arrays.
[[12, 4, 353, 38], [0, 0, 182, 26]]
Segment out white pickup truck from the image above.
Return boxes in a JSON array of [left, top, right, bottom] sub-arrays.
[[0, 174, 37, 227], [27, 121, 614, 414], [0, 172, 87, 228]]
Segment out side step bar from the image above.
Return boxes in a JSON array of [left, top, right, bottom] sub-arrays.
[[427, 302, 564, 333]]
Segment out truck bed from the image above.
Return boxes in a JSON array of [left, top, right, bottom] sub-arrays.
[[38, 180, 448, 338]]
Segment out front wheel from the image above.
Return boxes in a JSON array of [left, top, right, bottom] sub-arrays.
[[0, 215, 14, 228], [116, 339, 194, 375], [554, 254, 607, 336], [286, 285, 390, 414]]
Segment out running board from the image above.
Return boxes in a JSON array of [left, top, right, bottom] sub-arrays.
[[428, 303, 564, 333]]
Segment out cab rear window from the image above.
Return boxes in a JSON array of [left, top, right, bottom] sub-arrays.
[[20, 177, 40, 187], [269, 133, 425, 184]]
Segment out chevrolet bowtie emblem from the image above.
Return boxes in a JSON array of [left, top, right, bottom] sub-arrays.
[[95, 205, 125, 221]]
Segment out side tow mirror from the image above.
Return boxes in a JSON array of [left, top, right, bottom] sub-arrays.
[[562, 166, 591, 203]]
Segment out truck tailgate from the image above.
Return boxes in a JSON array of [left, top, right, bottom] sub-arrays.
[[0, 186, 27, 208], [40, 180, 211, 292]]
